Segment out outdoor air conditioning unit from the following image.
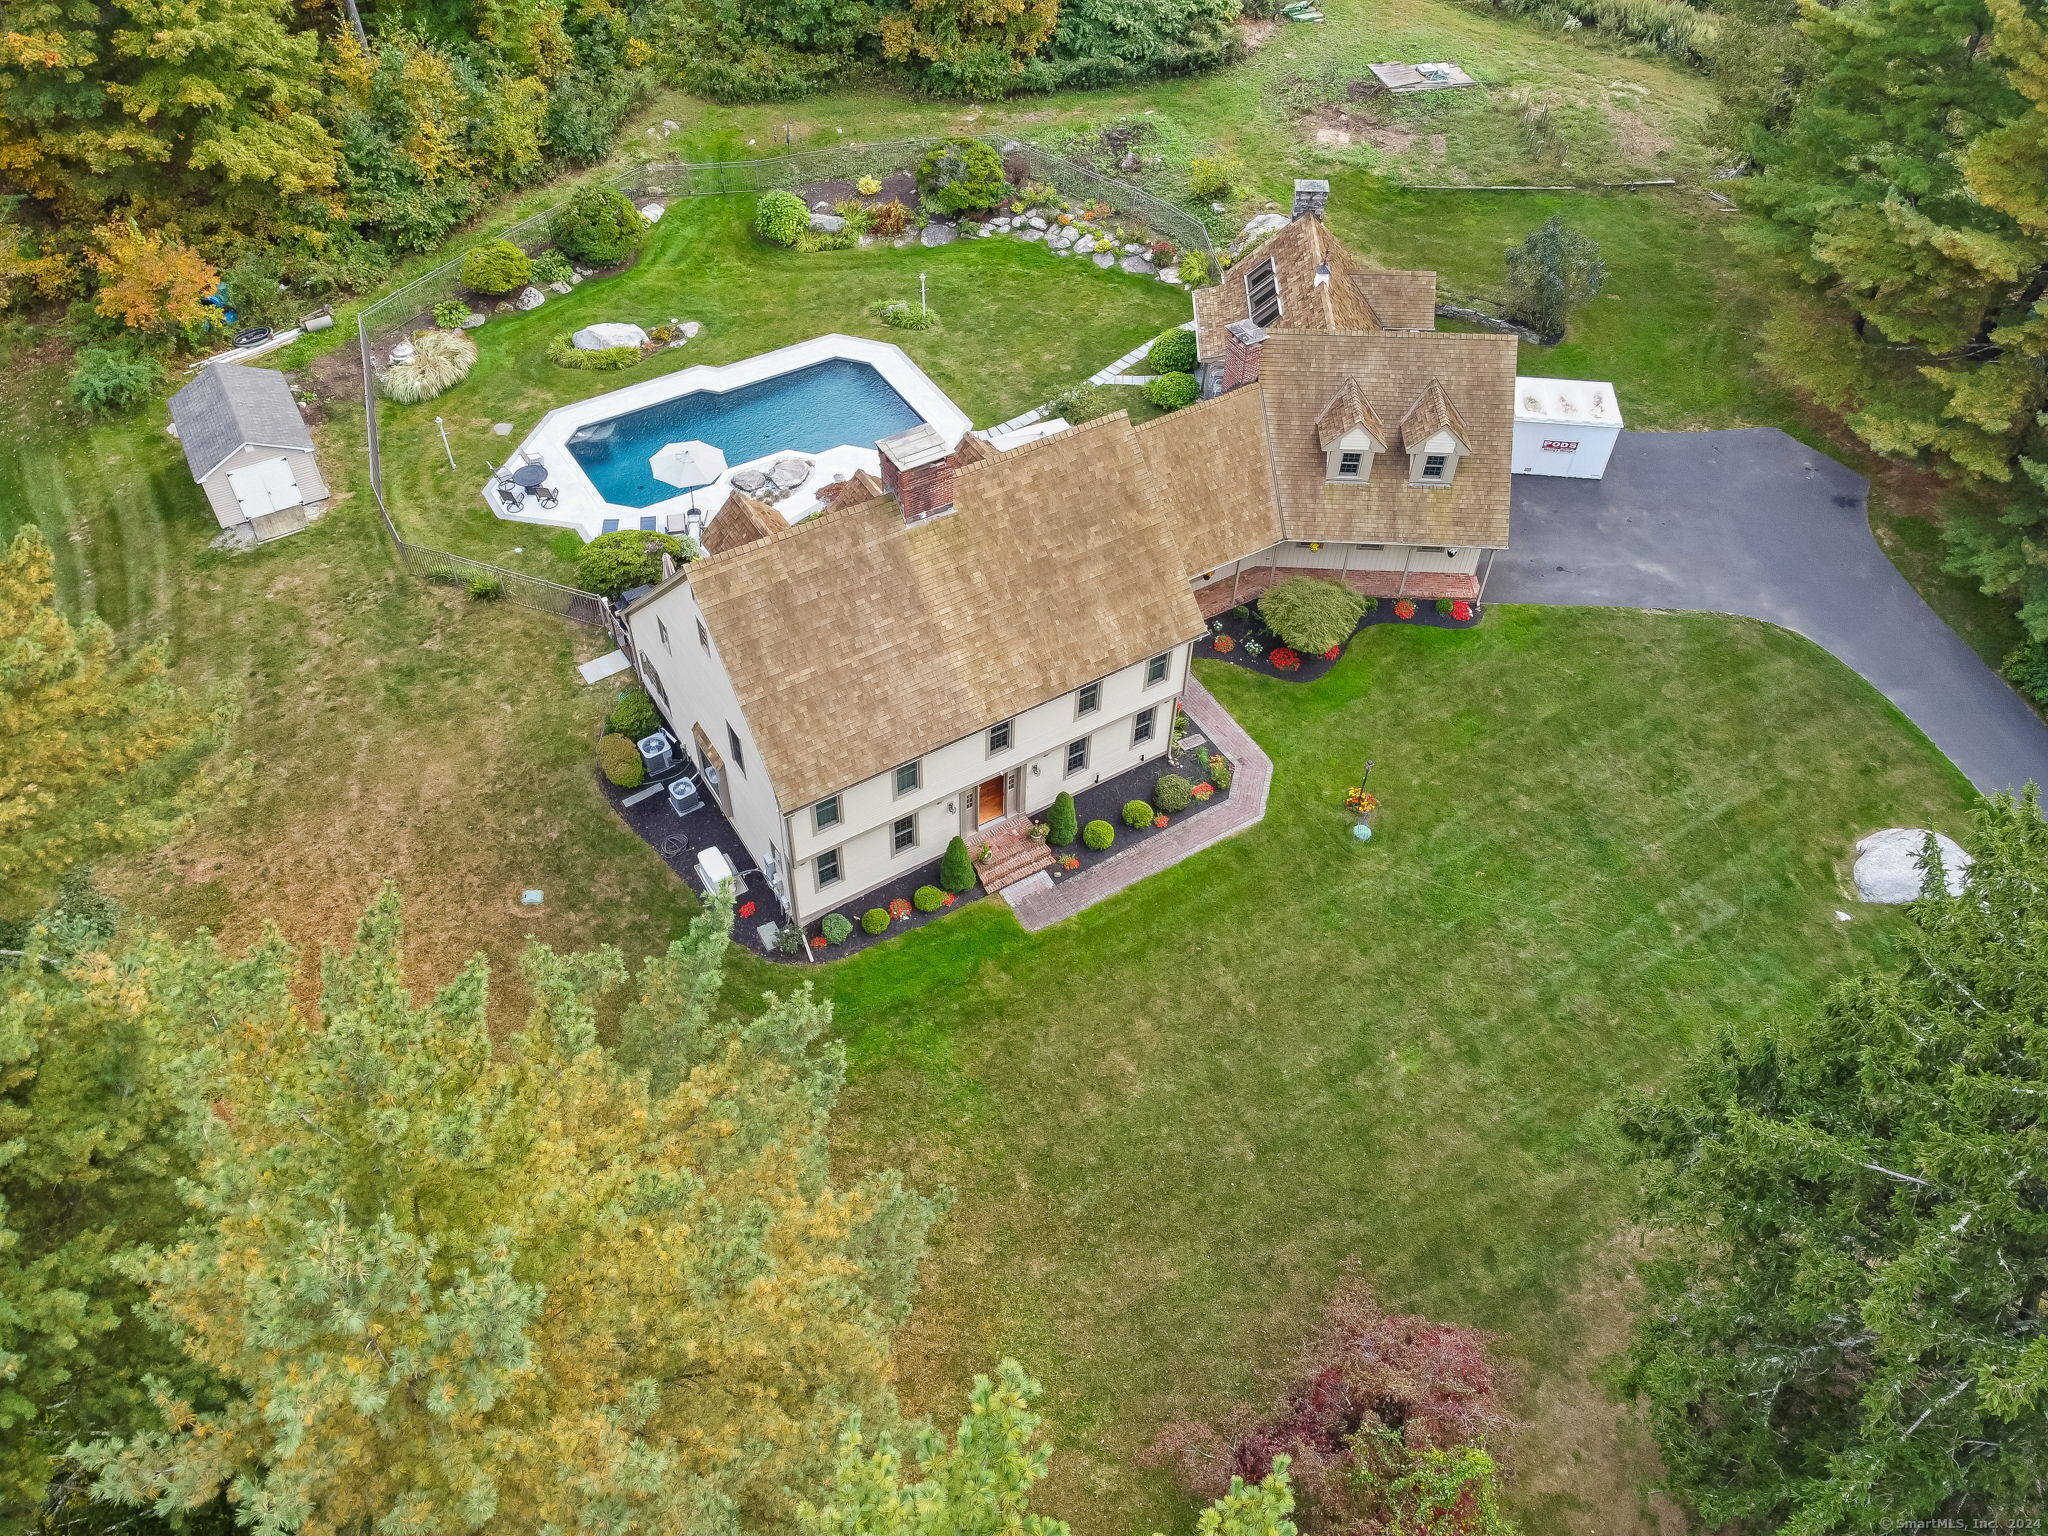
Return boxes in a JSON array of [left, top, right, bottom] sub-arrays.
[[638, 732, 674, 776]]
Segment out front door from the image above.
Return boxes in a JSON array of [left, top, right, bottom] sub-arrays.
[[976, 774, 1006, 826]]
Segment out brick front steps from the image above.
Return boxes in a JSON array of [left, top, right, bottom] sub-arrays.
[[972, 816, 1056, 893]]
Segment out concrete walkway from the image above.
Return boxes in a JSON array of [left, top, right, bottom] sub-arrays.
[[1491, 428, 2048, 796], [1003, 676, 1272, 931]]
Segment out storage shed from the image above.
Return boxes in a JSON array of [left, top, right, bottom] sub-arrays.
[[168, 364, 328, 541], [1510, 376, 1622, 479]]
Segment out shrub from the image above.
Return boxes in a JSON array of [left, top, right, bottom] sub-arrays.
[[875, 301, 941, 331], [1146, 329, 1198, 375], [1187, 156, 1243, 198], [868, 200, 912, 238], [607, 688, 659, 738], [1046, 790, 1078, 846], [1361, 595, 1379, 613], [755, 189, 810, 247], [939, 836, 976, 893], [432, 298, 474, 329], [1154, 773, 1192, 812], [913, 885, 948, 912], [855, 175, 883, 196], [774, 923, 803, 955], [861, 907, 890, 934], [577, 528, 689, 598], [1211, 633, 1234, 653], [2003, 638, 2048, 706], [1177, 249, 1217, 288], [461, 239, 531, 295], [917, 137, 1006, 214], [1258, 576, 1369, 653], [833, 198, 873, 234], [1503, 215, 1606, 343], [465, 571, 504, 602], [551, 185, 646, 266], [1046, 382, 1120, 424], [546, 331, 643, 371], [531, 250, 574, 286], [1393, 598, 1417, 619], [1083, 820, 1115, 851], [820, 912, 852, 945], [1210, 754, 1232, 790], [67, 347, 161, 415], [378, 328, 477, 403], [598, 733, 644, 787], [1121, 799, 1154, 830], [1145, 372, 1199, 410]]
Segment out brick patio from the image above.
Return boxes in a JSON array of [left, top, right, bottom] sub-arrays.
[[1002, 675, 1271, 932], [1194, 566, 1478, 617]]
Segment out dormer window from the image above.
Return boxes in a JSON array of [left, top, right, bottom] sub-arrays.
[[1246, 259, 1281, 328], [1421, 454, 1448, 480], [1315, 378, 1388, 484], [1337, 450, 1364, 478], [1398, 379, 1472, 488]]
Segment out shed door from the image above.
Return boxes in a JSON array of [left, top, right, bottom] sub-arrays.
[[225, 456, 302, 516]]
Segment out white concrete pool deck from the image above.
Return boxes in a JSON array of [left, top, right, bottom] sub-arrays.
[[484, 334, 973, 541]]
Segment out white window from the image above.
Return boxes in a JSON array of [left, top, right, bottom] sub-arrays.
[[988, 720, 1012, 754], [1132, 707, 1156, 746], [1066, 737, 1088, 775], [1422, 453, 1448, 480], [814, 796, 840, 832], [815, 848, 842, 887], [1337, 451, 1363, 477], [1145, 652, 1171, 687], [892, 815, 917, 854], [895, 760, 921, 797], [1077, 680, 1101, 716]]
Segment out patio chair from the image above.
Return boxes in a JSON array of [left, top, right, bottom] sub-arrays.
[[496, 483, 526, 513], [536, 486, 560, 509]]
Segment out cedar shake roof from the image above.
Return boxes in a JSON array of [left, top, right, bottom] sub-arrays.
[[699, 490, 786, 555], [1256, 330, 1517, 547], [815, 469, 887, 512], [683, 416, 1203, 811], [1193, 213, 1438, 361], [1397, 378, 1472, 452], [1135, 388, 1282, 576], [1315, 378, 1390, 451]]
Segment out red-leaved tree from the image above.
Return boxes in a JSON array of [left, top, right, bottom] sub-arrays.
[[1149, 1273, 1519, 1533]]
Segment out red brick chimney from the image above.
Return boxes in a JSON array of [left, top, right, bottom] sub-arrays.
[[877, 424, 958, 523], [1220, 319, 1266, 393]]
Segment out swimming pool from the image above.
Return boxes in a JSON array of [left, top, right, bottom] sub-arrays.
[[565, 358, 925, 509]]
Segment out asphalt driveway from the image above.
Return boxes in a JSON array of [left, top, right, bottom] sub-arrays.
[[1489, 428, 2048, 795]]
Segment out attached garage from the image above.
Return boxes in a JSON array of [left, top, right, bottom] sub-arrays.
[[1511, 376, 1623, 480]]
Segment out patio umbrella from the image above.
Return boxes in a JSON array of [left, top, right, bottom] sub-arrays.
[[649, 439, 728, 489]]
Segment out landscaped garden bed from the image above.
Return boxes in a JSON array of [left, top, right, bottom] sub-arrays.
[[1204, 589, 1480, 681]]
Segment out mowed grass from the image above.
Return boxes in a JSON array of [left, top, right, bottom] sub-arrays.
[[374, 195, 1190, 568], [802, 608, 1975, 1536]]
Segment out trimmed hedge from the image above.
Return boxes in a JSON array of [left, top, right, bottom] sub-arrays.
[[1145, 371, 1199, 410], [913, 885, 948, 912], [1146, 329, 1198, 375], [1082, 820, 1115, 851], [1121, 799, 1155, 830], [461, 239, 530, 295], [820, 912, 852, 945], [755, 189, 809, 246], [939, 836, 976, 893], [598, 733, 644, 788], [552, 184, 646, 265], [607, 688, 659, 738], [1154, 773, 1192, 812], [862, 908, 891, 934], [1046, 789, 1078, 846], [1259, 575, 1369, 653]]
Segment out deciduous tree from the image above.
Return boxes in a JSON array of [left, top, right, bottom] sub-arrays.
[[87, 225, 218, 334], [1500, 217, 1604, 344], [1620, 790, 2048, 1533]]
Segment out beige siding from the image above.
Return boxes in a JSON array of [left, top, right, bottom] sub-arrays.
[[198, 445, 329, 530]]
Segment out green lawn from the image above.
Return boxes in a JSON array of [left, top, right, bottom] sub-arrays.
[[373, 196, 1190, 570], [800, 609, 1974, 1536]]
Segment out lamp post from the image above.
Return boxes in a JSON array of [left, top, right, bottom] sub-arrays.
[[434, 416, 456, 471], [920, 272, 927, 315]]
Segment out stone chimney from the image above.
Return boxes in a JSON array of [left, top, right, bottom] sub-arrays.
[[877, 423, 957, 524], [1220, 318, 1267, 393], [1292, 178, 1330, 219]]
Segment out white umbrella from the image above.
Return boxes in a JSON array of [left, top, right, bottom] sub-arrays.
[[649, 439, 727, 489]]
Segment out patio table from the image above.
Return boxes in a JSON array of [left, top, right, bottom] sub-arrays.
[[506, 462, 548, 489]]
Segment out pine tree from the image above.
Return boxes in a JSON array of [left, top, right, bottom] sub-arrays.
[[79, 886, 941, 1534], [1046, 791, 1078, 847], [0, 527, 233, 919], [940, 835, 976, 893], [1620, 790, 2048, 1532]]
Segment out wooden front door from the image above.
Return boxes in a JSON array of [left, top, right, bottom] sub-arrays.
[[976, 774, 1006, 826]]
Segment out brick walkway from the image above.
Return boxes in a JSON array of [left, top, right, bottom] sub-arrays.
[[1002, 675, 1271, 933]]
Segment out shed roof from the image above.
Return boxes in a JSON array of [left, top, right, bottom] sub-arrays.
[[168, 365, 312, 482]]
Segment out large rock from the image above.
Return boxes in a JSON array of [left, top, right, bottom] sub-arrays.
[[1232, 212, 1290, 254], [1852, 828, 1972, 903], [1092, 252, 1117, 269], [1119, 255, 1156, 275], [1073, 235, 1097, 254], [809, 212, 846, 233], [572, 322, 649, 351], [768, 456, 812, 490], [920, 222, 957, 247], [514, 285, 547, 311], [459, 311, 489, 329], [731, 468, 772, 494], [1019, 228, 1044, 242], [680, 320, 702, 339], [639, 201, 665, 223]]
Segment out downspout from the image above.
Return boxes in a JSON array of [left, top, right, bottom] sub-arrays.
[[1395, 543, 1415, 599], [1478, 547, 1497, 603]]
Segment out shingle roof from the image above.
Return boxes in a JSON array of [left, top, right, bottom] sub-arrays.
[[1133, 388, 1282, 576], [683, 417, 1203, 811], [1315, 378, 1390, 451], [1193, 214, 1438, 360], [168, 365, 311, 482], [699, 490, 787, 555], [1397, 378, 1472, 453]]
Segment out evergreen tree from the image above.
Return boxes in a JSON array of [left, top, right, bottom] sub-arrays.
[[0, 528, 234, 919], [1046, 791, 1078, 847], [939, 835, 976, 893], [80, 886, 940, 1534], [1500, 217, 1605, 343], [1620, 790, 2048, 1533]]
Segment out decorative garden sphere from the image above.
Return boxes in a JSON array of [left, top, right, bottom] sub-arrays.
[[1353, 822, 1373, 842]]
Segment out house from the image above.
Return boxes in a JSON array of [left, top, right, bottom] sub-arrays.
[[617, 182, 1517, 927], [168, 364, 328, 542]]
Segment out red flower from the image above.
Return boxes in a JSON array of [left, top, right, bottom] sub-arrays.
[[1450, 599, 1474, 621], [888, 898, 913, 920], [1192, 782, 1215, 799], [737, 900, 756, 919], [1153, 813, 1169, 828], [810, 935, 827, 948], [1212, 634, 1235, 653], [942, 892, 956, 905], [1323, 645, 1341, 660], [1269, 647, 1301, 671], [1394, 598, 1417, 619]]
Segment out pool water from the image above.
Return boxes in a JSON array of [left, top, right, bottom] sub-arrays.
[[565, 358, 926, 508]]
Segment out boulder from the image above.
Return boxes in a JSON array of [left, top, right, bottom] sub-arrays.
[[920, 222, 956, 247], [1020, 229, 1045, 242], [661, 120, 679, 133], [731, 468, 772, 494], [639, 201, 665, 223], [1120, 255, 1156, 275], [1053, 247, 1072, 257], [1123, 242, 1143, 254], [1118, 150, 1141, 172], [1157, 270, 1184, 285], [768, 456, 812, 490], [1092, 251, 1117, 269], [1073, 235, 1097, 254], [680, 321, 702, 339], [572, 322, 650, 351], [809, 212, 846, 233], [514, 285, 547, 311], [1852, 828, 1973, 903], [1232, 212, 1290, 254], [459, 312, 489, 329], [1027, 216, 1048, 230], [548, 280, 573, 295]]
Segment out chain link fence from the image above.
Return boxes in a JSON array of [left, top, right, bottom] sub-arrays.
[[358, 137, 1216, 626]]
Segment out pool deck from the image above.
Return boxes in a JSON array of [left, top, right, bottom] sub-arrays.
[[486, 334, 975, 540]]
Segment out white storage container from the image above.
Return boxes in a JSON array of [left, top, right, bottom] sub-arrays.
[[1511, 376, 1623, 479]]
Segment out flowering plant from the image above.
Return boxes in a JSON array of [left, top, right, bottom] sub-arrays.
[[942, 892, 956, 905], [1059, 854, 1080, 870], [1057, 213, 1074, 225], [1191, 781, 1215, 799], [1393, 598, 1417, 620], [888, 897, 913, 920], [1345, 787, 1379, 814], [1212, 633, 1235, 653], [1153, 813, 1169, 829], [1244, 638, 1263, 657], [1323, 645, 1342, 660], [1269, 647, 1301, 672], [810, 935, 827, 948], [738, 900, 756, 919], [1450, 599, 1474, 621]]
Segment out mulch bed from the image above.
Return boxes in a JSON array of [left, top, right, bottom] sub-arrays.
[[787, 850, 990, 963], [1039, 736, 1238, 887], [1201, 600, 1482, 682], [799, 170, 919, 211]]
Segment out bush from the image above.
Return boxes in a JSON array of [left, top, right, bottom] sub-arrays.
[[577, 528, 689, 598], [1177, 248, 1217, 288], [1121, 799, 1155, 830], [551, 185, 646, 266], [917, 138, 1006, 214], [875, 301, 941, 332], [607, 688, 659, 738], [530, 250, 574, 286], [1154, 773, 1192, 812], [774, 923, 803, 955], [939, 836, 976, 893], [465, 571, 504, 601], [820, 912, 852, 945], [1186, 156, 1243, 198], [461, 239, 531, 296], [861, 907, 890, 934], [868, 200, 913, 238], [1146, 329, 1198, 374], [546, 332, 643, 372], [1046, 382, 1121, 424], [67, 347, 161, 414], [856, 175, 883, 196], [755, 189, 810, 247], [1503, 215, 1606, 343], [1046, 790, 1078, 846], [1210, 754, 1232, 791], [598, 733, 644, 787], [1259, 576, 1369, 653], [1145, 372, 1199, 410], [378, 328, 477, 403], [432, 298, 474, 329], [913, 885, 948, 912], [1083, 819, 1115, 851]]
